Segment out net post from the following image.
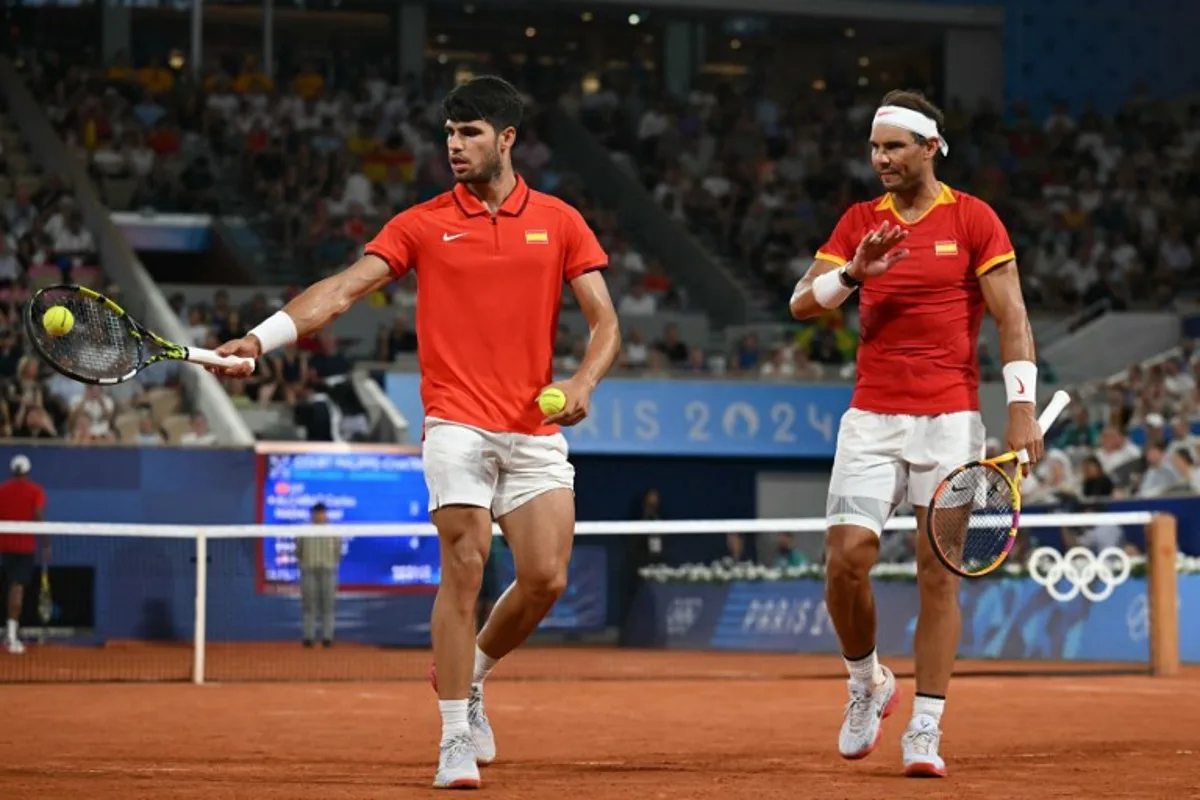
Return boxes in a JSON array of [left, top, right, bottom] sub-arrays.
[[1147, 513, 1179, 678], [192, 529, 208, 686]]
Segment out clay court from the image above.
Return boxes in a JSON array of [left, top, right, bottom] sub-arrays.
[[1, 648, 1196, 799]]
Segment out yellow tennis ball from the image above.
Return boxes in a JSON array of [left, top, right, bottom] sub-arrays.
[[42, 306, 75, 337], [538, 388, 567, 416]]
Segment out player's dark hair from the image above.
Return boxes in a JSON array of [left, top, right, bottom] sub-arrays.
[[311, 502, 327, 515], [880, 89, 946, 148], [443, 76, 524, 133]]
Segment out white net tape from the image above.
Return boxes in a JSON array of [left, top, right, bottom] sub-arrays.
[[0, 510, 1160, 538]]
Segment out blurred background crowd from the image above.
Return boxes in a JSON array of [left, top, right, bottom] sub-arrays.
[[0, 5, 1197, 522]]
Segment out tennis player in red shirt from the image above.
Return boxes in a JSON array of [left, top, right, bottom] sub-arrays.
[[790, 90, 1043, 778], [213, 76, 620, 789], [0, 455, 48, 655]]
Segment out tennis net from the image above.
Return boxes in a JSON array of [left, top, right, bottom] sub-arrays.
[[0, 511, 1182, 683]]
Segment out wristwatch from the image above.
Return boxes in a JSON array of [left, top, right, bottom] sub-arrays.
[[838, 267, 863, 289]]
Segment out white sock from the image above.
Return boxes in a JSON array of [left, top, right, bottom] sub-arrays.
[[439, 699, 469, 744], [913, 694, 946, 725], [844, 650, 884, 687], [472, 644, 498, 685], [6, 619, 16, 641]]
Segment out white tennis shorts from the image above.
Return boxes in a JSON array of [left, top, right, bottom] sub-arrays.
[[422, 417, 575, 518], [826, 408, 986, 534]]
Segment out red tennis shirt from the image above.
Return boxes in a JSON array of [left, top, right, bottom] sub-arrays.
[[816, 183, 1016, 416], [0, 477, 46, 554], [365, 176, 608, 436]]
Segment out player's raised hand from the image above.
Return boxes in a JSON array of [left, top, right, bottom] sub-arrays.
[[847, 222, 909, 281], [208, 336, 261, 378]]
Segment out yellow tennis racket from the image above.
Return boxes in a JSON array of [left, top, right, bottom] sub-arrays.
[[926, 390, 1071, 578]]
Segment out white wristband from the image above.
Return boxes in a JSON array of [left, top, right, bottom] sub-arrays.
[[1002, 360, 1037, 404], [248, 311, 299, 355], [812, 268, 857, 309]]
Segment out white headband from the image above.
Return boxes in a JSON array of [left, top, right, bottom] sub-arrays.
[[872, 105, 949, 156]]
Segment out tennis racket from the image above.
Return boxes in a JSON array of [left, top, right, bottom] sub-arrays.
[[926, 389, 1072, 578], [24, 285, 254, 385], [37, 566, 52, 627]]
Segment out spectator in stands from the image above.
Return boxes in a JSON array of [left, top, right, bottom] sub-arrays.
[[1095, 426, 1142, 477], [179, 412, 216, 446], [297, 502, 341, 649], [378, 316, 417, 362], [1136, 442, 1185, 497], [1079, 456, 1115, 501], [68, 385, 115, 444], [1171, 449, 1200, 494], [133, 413, 164, 446]]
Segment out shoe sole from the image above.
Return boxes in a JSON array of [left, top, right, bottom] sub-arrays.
[[840, 681, 901, 760], [903, 762, 947, 778], [430, 664, 496, 767], [433, 777, 481, 790]]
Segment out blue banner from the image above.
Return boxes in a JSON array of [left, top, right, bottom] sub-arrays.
[[384, 374, 853, 458], [632, 576, 1200, 663]]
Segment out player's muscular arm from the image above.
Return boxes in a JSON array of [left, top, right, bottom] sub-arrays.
[[789, 260, 848, 321], [979, 260, 1035, 376], [980, 259, 1045, 462], [567, 270, 621, 390], [214, 255, 394, 375], [270, 255, 393, 344]]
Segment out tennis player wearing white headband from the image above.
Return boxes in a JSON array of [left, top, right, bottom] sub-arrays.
[[789, 90, 1041, 778]]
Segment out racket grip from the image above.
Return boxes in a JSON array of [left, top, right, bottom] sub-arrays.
[[186, 347, 256, 372], [1017, 390, 1071, 464]]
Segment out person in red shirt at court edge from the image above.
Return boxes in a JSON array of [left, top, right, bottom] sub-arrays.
[[210, 76, 620, 790], [789, 89, 1044, 779], [0, 454, 49, 655]]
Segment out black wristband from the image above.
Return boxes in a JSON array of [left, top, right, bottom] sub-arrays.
[[838, 268, 863, 289]]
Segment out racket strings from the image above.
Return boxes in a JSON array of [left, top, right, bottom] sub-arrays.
[[930, 464, 1016, 575], [28, 288, 142, 382]]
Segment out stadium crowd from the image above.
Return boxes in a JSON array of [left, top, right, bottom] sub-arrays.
[[583, 78, 1200, 319], [3, 48, 1198, 498]]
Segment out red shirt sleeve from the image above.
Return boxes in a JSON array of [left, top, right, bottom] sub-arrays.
[[966, 197, 1016, 276], [815, 204, 868, 266], [364, 207, 422, 277], [562, 206, 608, 282]]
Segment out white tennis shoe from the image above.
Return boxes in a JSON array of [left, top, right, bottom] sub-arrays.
[[4, 637, 25, 655], [901, 713, 947, 777], [467, 684, 496, 765], [429, 665, 496, 766], [838, 665, 899, 759], [433, 734, 481, 790]]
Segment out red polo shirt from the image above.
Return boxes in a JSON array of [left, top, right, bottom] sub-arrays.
[[0, 478, 46, 554], [365, 176, 608, 435]]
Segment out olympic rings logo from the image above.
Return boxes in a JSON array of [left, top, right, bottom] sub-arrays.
[[1027, 546, 1132, 603]]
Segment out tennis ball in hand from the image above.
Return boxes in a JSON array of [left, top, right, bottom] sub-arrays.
[[42, 306, 75, 337], [538, 388, 567, 416]]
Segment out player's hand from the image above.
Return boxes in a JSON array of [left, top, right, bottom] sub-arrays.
[[847, 222, 909, 281], [1006, 403, 1044, 474], [209, 336, 262, 378], [540, 377, 592, 427]]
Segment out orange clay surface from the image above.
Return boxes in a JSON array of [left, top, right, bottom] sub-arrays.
[[0, 647, 1197, 799]]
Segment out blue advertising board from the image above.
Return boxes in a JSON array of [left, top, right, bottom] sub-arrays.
[[385, 373, 853, 458], [259, 451, 439, 589], [631, 575, 1200, 663]]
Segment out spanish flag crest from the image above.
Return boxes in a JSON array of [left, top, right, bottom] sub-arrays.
[[525, 229, 549, 245], [934, 240, 959, 257]]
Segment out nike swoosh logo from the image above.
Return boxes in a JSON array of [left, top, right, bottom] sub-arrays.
[[443, 233, 466, 242], [1015, 377, 1026, 394]]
